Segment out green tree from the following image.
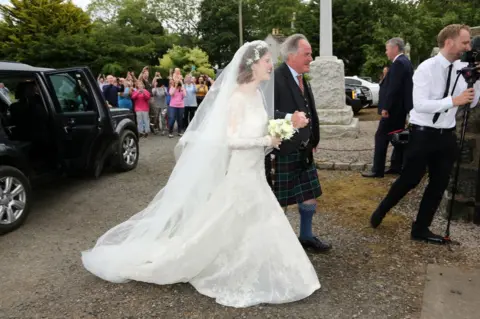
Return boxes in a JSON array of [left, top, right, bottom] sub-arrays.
[[199, 0, 268, 67], [0, 0, 92, 66], [89, 0, 200, 35], [252, 0, 302, 38], [148, 0, 199, 35], [158, 45, 215, 78], [87, 0, 123, 23], [86, 0, 175, 75], [295, 0, 319, 56], [297, 0, 376, 76]]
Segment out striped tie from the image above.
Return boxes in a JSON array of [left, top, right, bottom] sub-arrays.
[[297, 74, 304, 95]]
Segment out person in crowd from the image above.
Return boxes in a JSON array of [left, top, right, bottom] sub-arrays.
[[168, 78, 186, 138], [132, 80, 151, 137], [183, 75, 197, 129]]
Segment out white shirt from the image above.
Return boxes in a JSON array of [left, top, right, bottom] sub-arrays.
[[285, 64, 302, 120], [409, 52, 480, 129], [287, 64, 301, 86], [393, 53, 403, 62]]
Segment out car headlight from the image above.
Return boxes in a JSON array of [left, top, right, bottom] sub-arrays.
[[355, 88, 362, 94]]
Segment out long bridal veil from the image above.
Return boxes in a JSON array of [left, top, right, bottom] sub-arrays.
[[81, 41, 275, 283]]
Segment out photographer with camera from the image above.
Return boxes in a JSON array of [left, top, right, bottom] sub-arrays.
[[370, 24, 480, 244], [168, 78, 187, 138]]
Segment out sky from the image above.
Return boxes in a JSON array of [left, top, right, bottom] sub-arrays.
[[0, 0, 91, 10], [72, 0, 91, 10]]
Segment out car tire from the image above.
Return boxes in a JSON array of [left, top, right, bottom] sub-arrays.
[[92, 156, 105, 179], [116, 129, 139, 171], [0, 166, 32, 235]]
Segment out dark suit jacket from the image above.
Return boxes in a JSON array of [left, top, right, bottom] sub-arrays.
[[273, 63, 320, 155], [378, 54, 414, 130]]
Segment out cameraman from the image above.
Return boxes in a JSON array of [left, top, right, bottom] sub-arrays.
[[370, 24, 480, 244]]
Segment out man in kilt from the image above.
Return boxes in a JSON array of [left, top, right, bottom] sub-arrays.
[[266, 34, 332, 253]]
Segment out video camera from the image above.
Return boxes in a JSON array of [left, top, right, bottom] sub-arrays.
[[459, 36, 480, 85]]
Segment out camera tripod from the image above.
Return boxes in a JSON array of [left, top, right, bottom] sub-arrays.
[[444, 66, 480, 245]]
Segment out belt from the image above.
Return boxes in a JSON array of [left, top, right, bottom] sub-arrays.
[[409, 124, 455, 134]]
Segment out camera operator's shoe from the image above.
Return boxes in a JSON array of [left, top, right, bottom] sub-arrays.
[[370, 209, 387, 228], [411, 229, 445, 245]]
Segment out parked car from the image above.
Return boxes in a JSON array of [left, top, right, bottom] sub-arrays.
[[345, 76, 379, 107], [0, 62, 139, 235], [345, 83, 372, 114], [345, 84, 366, 114]]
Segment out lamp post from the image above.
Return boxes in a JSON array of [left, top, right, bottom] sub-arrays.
[[239, 0, 243, 47]]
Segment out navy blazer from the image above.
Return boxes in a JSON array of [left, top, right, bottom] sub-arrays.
[[378, 54, 414, 127]]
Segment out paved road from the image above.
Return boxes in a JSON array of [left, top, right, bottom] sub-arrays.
[[1, 135, 428, 319]]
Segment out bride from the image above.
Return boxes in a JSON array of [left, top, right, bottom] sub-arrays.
[[81, 40, 320, 308]]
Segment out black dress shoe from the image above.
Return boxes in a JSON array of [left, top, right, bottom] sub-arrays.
[[299, 236, 332, 253], [411, 229, 446, 245], [384, 169, 401, 175], [361, 171, 384, 178], [370, 209, 386, 228]]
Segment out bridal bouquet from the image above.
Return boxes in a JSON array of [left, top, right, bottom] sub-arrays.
[[268, 119, 295, 140]]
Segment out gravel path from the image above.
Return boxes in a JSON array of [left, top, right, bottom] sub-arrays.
[[1, 134, 478, 319], [314, 120, 392, 165]]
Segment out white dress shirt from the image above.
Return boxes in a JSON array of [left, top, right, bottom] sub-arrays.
[[409, 52, 480, 129], [285, 64, 302, 121]]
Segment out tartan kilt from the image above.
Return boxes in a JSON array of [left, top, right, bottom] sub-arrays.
[[270, 152, 322, 207]]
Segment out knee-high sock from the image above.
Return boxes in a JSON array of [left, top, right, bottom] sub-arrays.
[[298, 202, 316, 240]]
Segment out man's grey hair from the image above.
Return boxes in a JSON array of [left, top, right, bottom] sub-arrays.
[[386, 37, 405, 52], [280, 34, 308, 61]]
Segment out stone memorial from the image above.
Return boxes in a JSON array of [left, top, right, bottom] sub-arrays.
[[309, 0, 359, 138]]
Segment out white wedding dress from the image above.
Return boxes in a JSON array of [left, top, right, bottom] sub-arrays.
[[82, 90, 320, 308]]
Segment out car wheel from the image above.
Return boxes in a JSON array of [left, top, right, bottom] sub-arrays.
[[0, 166, 31, 235], [116, 129, 139, 171]]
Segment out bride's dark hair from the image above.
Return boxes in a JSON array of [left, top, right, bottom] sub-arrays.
[[237, 43, 269, 84]]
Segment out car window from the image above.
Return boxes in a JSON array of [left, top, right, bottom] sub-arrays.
[[0, 76, 44, 116], [48, 71, 95, 113], [359, 77, 373, 83], [345, 78, 362, 86], [0, 77, 27, 106]]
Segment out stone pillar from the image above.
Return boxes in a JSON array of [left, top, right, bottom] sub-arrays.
[[309, 0, 359, 138]]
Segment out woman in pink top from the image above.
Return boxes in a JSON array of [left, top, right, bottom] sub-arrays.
[[168, 79, 187, 138], [132, 80, 151, 137]]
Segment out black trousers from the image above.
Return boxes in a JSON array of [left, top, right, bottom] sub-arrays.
[[372, 118, 405, 174], [183, 106, 197, 129], [376, 128, 457, 232]]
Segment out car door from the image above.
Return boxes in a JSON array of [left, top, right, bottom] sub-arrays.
[[42, 69, 105, 170]]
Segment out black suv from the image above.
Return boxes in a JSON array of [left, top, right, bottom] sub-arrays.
[[345, 84, 372, 114], [0, 62, 139, 235]]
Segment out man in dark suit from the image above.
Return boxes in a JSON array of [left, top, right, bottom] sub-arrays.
[[266, 34, 331, 253], [362, 37, 414, 178]]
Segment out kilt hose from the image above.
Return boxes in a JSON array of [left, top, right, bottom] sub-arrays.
[[268, 151, 322, 207]]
